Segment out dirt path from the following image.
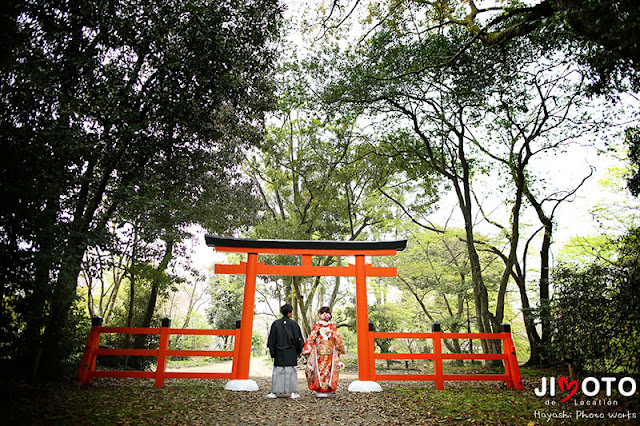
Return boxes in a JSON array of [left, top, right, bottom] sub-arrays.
[[162, 357, 420, 425], [166, 356, 358, 381]]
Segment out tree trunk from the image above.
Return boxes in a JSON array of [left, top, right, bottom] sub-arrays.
[[103, 249, 129, 325], [328, 256, 342, 307], [22, 195, 59, 377], [454, 127, 501, 355], [292, 276, 312, 335], [463, 207, 500, 354], [124, 262, 136, 369], [133, 238, 174, 362], [38, 231, 87, 378], [513, 268, 543, 365], [539, 221, 553, 362], [524, 177, 560, 365], [171, 281, 202, 348]]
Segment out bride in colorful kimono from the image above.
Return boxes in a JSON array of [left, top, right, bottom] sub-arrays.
[[302, 306, 345, 397]]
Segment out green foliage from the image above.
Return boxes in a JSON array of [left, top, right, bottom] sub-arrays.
[[625, 126, 640, 197], [0, 0, 283, 378], [368, 303, 411, 353], [556, 234, 615, 266], [54, 301, 92, 380], [393, 226, 496, 330], [316, 0, 640, 95], [316, 5, 613, 363], [206, 274, 244, 331], [337, 302, 418, 355], [250, 113, 399, 242], [99, 272, 166, 370], [550, 259, 640, 374], [391, 225, 532, 359], [251, 332, 265, 356], [330, 307, 357, 350], [552, 0, 640, 94], [106, 272, 161, 329]]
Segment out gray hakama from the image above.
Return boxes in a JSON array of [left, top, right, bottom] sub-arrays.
[[271, 366, 298, 393]]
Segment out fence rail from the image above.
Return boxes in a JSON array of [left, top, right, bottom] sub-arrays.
[[76, 317, 240, 388], [368, 323, 523, 390]]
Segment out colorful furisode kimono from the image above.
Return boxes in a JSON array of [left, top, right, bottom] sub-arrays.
[[301, 320, 345, 393]]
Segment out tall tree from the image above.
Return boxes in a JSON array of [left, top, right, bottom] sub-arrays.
[[320, 26, 606, 358], [246, 110, 403, 333], [467, 53, 602, 364], [319, 29, 510, 353], [0, 0, 282, 378]]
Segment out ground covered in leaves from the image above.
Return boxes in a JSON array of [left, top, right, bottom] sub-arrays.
[[2, 362, 638, 425]]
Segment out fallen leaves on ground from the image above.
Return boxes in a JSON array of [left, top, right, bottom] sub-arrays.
[[1, 373, 637, 425]]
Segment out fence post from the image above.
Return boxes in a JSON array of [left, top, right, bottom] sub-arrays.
[[77, 316, 103, 384], [155, 318, 171, 388], [432, 323, 444, 390], [231, 319, 241, 379], [501, 323, 523, 390], [368, 321, 376, 380], [501, 323, 514, 388]]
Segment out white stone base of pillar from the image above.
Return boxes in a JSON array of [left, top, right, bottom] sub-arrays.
[[224, 379, 259, 391], [348, 380, 383, 392]]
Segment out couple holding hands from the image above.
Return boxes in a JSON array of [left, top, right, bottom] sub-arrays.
[[266, 304, 345, 399]]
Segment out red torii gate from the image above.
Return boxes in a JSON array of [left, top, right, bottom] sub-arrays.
[[76, 235, 521, 390], [206, 235, 406, 392]]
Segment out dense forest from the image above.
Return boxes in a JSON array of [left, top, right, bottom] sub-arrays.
[[1, 0, 639, 380]]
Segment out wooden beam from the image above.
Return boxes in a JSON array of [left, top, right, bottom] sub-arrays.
[[215, 261, 397, 277]]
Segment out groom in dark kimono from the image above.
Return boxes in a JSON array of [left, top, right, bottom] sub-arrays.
[[266, 303, 304, 399]]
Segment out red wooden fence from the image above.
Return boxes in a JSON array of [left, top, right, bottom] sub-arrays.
[[77, 317, 240, 388], [369, 323, 524, 390], [78, 317, 523, 391]]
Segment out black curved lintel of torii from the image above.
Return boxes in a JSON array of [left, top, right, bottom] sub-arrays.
[[204, 234, 407, 252]]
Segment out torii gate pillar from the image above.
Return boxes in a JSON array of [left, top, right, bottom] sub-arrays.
[[349, 254, 382, 392], [233, 252, 259, 390], [206, 235, 407, 392]]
